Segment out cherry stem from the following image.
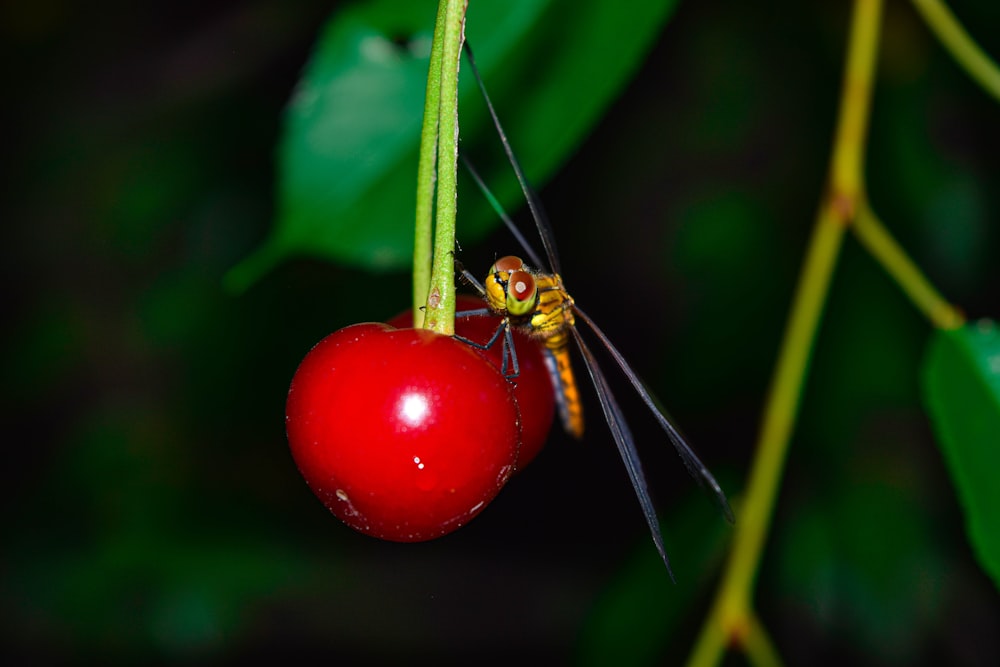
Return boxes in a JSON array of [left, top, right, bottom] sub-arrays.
[[413, 0, 467, 334], [411, 6, 446, 329]]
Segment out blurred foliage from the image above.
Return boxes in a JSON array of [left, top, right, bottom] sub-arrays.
[[576, 482, 734, 666], [227, 0, 679, 288], [3, 0, 1000, 665], [923, 322, 1000, 592]]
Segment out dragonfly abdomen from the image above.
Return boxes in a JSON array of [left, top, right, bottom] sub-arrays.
[[543, 344, 584, 439]]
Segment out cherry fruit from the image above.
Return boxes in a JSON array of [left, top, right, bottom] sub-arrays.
[[390, 295, 555, 469], [286, 323, 520, 542]]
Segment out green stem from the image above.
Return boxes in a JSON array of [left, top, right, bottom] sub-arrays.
[[692, 204, 847, 665], [686, 610, 726, 667], [412, 4, 449, 328], [686, 0, 884, 664], [852, 200, 965, 330], [743, 611, 784, 667], [421, 0, 466, 336], [911, 0, 1000, 104]]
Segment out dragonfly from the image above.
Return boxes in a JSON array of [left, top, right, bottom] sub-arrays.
[[455, 44, 734, 581]]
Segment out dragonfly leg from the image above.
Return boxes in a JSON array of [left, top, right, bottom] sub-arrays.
[[501, 324, 519, 379], [453, 319, 521, 380], [455, 258, 487, 296], [455, 307, 493, 319]]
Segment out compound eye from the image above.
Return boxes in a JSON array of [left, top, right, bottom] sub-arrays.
[[491, 255, 524, 274], [505, 270, 536, 316]]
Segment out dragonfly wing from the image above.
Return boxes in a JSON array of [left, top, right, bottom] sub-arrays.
[[573, 306, 735, 525], [570, 325, 676, 582], [463, 42, 562, 276], [460, 155, 547, 272]]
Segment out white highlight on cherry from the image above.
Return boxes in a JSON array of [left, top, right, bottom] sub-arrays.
[[400, 393, 429, 426]]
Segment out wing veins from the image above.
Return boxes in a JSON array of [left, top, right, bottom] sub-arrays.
[[570, 325, 676, 582], [573, 306, 735, 524], [463, 42, 562, 275], [460, 154, 546, 271]]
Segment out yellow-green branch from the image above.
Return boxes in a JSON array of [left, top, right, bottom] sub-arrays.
[[686, 0, 885, 664], [911, 0, 1000, 104], [852, 201, 965, 330], [742, 610, 783, 667]]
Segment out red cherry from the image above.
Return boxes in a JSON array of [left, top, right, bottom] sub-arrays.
[[286, 323, 520, 542], [389, 295, 555, 469]]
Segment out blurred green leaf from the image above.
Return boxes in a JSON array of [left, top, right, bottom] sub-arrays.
[[14, 532, 321, 658], [226, 0, 679, 290], [777, 479, 946, 664], [922, 320, 1000, 591]]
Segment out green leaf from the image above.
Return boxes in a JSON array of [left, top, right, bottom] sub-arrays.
[[226, 0, 679, 290], [922, 320, 1000, 591]]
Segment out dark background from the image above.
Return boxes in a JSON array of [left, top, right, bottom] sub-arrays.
[[4, 0, 1000, 664]]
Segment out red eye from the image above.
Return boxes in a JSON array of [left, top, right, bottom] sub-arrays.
[[509, 271, 535, 302], [493, 256, 524, 273]]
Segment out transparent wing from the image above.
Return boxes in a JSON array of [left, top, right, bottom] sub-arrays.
[[573, 306, 735, 524], [460, 154, 546, 271], [463, 42, 562, 276], [569, 324, 675, 582]]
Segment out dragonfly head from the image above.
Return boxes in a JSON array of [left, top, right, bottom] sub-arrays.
[[485, 255, 537, 317]]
